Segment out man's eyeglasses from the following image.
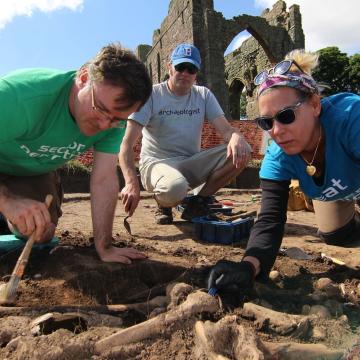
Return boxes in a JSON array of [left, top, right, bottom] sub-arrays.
[[174, 63, 198, 75], [91, 83, 126, 129], [254, 59, 305, 86], [255, 99, 306, 131]]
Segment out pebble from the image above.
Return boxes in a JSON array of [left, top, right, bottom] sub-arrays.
[[309, 305, 332, 319], [269, 270, 281, 282], [33, 274, 42, 279], [308, 290, 327, 302], [301, 304, 311, 315], [315, 278, 341, 298], [338, 314, 349, 326], [315, 278, 333, 291]]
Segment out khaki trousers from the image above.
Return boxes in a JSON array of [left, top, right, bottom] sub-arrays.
[[140, 144, 228, 207]]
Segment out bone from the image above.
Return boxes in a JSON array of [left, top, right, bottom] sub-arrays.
[[264, 341, 344, 360], [166, 282, 193, 309], [194, 316, 267, 360], [193, 316, 343, 360], [241, 302, 310, 336], [94, 290, 219, 354]]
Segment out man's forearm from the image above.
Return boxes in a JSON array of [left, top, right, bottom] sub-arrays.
[[119, 145, 139, 187], [90, 174, 119, 254], [223, 127, 242, 142]]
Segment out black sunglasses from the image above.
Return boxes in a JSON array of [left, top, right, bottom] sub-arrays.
[[254, 59, 305, 86], [255, 99, 306, 131], [174, 63, 198, 75]]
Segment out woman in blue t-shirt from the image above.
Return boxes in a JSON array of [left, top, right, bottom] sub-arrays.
[[208, 49, 360, 295]]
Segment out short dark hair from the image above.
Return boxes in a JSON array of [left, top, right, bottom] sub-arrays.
[[85, 43, 152, 108]]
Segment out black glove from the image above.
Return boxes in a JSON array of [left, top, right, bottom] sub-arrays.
[[207, 260, 256, 294]]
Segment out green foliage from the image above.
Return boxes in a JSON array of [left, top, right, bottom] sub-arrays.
[[313, 47, 349, 95], [348, 54, 360, 94], [247, 159, 262, 168], [240, 91, 247, 118], [61, 159, 92, 174], [312, 47, 360, 95]]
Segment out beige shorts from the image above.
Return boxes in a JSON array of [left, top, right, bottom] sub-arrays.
[[313, 199, 358, 234], [140, 144, 228, 207], [0, 171, 63, 225]]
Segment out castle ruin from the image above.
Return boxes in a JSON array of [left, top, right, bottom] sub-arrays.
[[136, 0, 304, 119]]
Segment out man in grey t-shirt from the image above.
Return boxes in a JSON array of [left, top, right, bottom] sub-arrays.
[[119, 43, 251, 224]]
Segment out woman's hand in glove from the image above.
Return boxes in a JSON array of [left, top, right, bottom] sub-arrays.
[[207, 260, 256, 294]]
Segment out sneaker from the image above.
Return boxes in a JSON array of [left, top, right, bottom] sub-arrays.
[[181, 195, 211, 221], [155, 206, 173, 225]]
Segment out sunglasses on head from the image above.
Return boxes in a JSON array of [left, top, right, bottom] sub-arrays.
[[255, 99, 306, 131], [174, 63, 198, 75], [254, 59, 305, 86]]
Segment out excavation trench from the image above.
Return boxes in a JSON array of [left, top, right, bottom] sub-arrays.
[[0, 246, 193, 310]]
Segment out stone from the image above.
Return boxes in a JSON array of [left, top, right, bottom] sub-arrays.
[[301, 304, 311, 315], [315, 278, 333, 291], [309, 305, 331, 320], [269, 270, 281, 282]]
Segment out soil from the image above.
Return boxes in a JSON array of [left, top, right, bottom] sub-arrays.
[[1, 189, 360, 359]]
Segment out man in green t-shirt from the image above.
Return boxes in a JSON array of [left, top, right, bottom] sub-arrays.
[[0, 43, 152, 264]]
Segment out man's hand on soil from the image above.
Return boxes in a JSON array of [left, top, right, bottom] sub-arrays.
[[97, 246, 147, 264]]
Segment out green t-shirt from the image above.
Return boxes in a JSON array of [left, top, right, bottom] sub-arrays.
[[0, 68, 125, 176]]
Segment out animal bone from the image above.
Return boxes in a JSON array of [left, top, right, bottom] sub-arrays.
[[264, 341, 344, 360], [193, 316, 343, 360], [194, 316, 267, 360], [94, 290, 219, 354], [241, 302, 310, 336]]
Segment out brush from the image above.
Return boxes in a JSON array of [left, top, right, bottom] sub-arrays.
[[0, 194, 52, 305]]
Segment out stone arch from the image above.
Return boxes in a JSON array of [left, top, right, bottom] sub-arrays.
[[136, 0, 304, 117]]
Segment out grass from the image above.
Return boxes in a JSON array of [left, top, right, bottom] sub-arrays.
[[61, 159, 92, 174]]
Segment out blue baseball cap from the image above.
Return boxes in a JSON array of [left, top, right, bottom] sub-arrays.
[[171, 43, 201, 69]]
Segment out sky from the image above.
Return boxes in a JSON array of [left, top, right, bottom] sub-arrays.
[[0, 0, 359, 75]]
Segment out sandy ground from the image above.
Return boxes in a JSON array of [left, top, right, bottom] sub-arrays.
[[0, 189, 360, 359]]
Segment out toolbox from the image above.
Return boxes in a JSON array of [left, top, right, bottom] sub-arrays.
[[192, 216, 255, 244]]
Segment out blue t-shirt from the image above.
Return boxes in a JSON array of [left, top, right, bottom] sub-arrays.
[[260, 93, 360, 201]]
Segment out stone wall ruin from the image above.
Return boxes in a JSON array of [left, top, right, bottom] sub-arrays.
[[136, 0, 304, 119]]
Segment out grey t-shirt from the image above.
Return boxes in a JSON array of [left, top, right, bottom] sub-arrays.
[[129, 81, 224, 169]]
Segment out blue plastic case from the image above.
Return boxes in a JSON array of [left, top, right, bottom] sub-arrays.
[[192, 216, 254, 244]]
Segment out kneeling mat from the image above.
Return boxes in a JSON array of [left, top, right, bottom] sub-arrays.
[[0, 235, 59, 254]]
